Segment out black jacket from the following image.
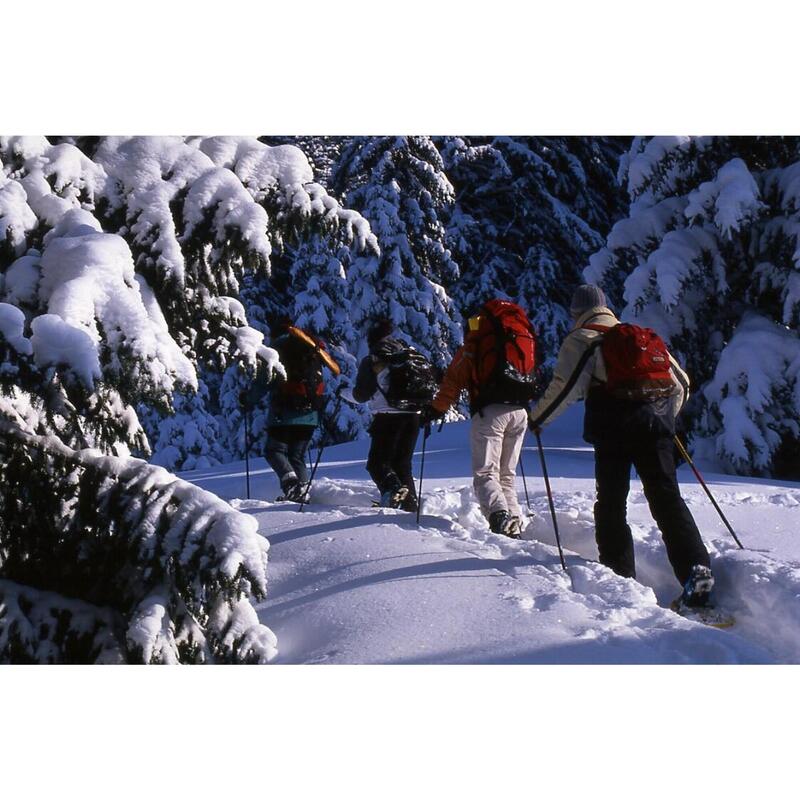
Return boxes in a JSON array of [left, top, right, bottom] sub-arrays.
[[352, 337, 408, 403]]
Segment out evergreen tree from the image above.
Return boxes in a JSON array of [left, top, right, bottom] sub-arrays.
[[439, 136, 627, 372], [260, 135, 350, 189], [332, 136, 462, 368], [0, 137, 196, 454], [586, 136, 800, 477]]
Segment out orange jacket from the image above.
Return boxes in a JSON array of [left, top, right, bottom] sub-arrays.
[[431, 338, 477, 414]]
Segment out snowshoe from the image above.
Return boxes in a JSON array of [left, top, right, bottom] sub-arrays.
[[670, 597, 735, 628]]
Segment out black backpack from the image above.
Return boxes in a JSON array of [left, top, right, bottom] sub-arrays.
[[374, 339, 439, 411], [275, 335, 325, 412]]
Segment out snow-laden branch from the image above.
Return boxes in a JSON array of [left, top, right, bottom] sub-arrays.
[[0, 418, 277, 664]]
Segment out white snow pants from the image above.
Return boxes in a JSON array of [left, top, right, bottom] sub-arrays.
[[470, 404, 528, 520]]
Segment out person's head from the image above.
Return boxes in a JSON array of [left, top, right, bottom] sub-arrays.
[[367, 317, 394, 347], [269, 315, 292, 336], [569, 285, 607, 321]]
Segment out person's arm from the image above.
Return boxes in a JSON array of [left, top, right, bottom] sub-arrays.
[[529, 332, 601, 428], [667, 352, 691, 417], [431, 346, 471, 414], [352, 356, 378, 402]]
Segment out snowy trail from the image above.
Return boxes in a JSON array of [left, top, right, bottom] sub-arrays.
[[186, 407, 800, 664]]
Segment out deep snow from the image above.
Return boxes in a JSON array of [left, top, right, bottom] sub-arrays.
[[183, 404, 800, 664]]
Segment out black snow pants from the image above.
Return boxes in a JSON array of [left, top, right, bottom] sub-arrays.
[[366, 413, 421, 511], [265, 425, 315, 489], [593, 437, 711, 586]]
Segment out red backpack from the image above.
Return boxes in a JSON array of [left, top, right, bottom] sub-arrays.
[[584, 322, 674, 400], [470, 299, 538, 407]]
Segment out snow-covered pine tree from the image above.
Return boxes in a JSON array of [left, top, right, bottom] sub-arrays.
[[332, 136, 462, 370], [439, 136, 627, 374], [260, 136, 350, 189], [92, 135, 375, 466], [0, 137, 197, 454], [586, 136, 800, 477]]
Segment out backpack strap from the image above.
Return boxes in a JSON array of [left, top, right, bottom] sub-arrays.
[[529, 335, 604, 428], [581, 323, 614, 333]]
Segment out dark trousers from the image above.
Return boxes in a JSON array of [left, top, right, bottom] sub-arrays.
[[266, 425, 315, 488], [594, 437, 711, 586], [367, 413, 421, 511]]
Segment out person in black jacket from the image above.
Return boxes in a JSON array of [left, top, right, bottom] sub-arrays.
[[352, 319, 421, 511]]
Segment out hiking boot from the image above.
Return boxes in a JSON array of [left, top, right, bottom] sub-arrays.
[[286, 481, 309, 502], [679, 564, 715, 608], [277, 475, 303, 502], [400, 494, 419, 514], [504, 516, 523, 539], [380, 486, 409, 509], [488, 509, 510, 535]]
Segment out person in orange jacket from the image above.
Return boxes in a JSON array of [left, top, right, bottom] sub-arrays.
[[426, 302, 536, 538]]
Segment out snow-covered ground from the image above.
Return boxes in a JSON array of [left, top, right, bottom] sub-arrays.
[[183, 405, 800, 664]]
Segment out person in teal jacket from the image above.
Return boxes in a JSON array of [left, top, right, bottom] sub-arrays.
[[247, 318, 338, 501]]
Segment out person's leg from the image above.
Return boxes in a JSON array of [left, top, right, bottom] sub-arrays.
[[594, 445, 637, 578], [633, 438, 711, 586], [366, 414, 403, 494], [471, 405, 508, 519], [391, 414, 421, 512], [286, 425, 315, 485], [499, 408, 527, 520], [265, 426, 299, 493]]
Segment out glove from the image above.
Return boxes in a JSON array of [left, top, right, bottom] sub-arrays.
[[528, 417, 542, 435], [420, 406, 442, 426]]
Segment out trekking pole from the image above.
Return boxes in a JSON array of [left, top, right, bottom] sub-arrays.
[[674, 436, 744, 549], [534, 429, 567, 572], [299, 396, 343, 513], [416, 422, 432, 526], [242, 398, 252, 501], [518, 444, 533, 515]]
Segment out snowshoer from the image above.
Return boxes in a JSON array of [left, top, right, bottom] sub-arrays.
[[248, 318, 340, 502], [426, 299, 539, 539], [352, 318, 437, 511], [527, 284, 715, 610]]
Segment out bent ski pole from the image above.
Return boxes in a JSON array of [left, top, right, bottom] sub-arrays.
[[535, 429, 567, 571], [299, 396, 342, 512], [416, 422, 431, 526], [674, 436, 744, 549]]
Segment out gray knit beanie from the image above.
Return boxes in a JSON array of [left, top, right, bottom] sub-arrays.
[[569, 284, 607, 317]]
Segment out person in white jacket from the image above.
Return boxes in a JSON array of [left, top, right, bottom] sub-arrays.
[[528, 285, 715, 610], [352, 319, 422, 511]]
